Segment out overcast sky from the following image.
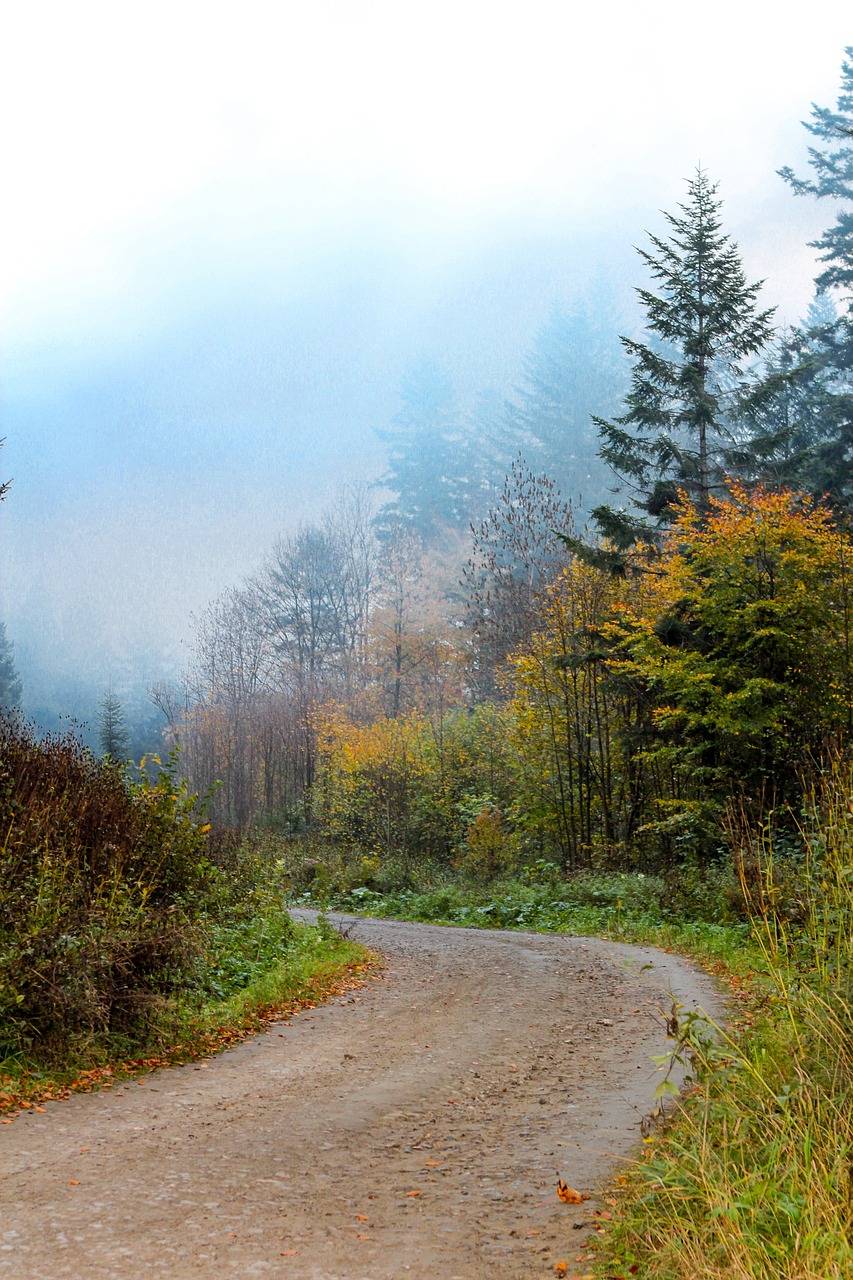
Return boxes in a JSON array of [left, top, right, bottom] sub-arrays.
[[1, 1, 851, 719], [3, 3, 850, 321]]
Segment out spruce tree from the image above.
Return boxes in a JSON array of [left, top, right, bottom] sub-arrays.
[[509, 291, 626, 505], [375, 363, 469, 542], [98, 691, 130, 762], [0, 623, 22, 717], [779, 48, 853, 513], [735, 301, 838, 492], [592, 170, 775, 547]]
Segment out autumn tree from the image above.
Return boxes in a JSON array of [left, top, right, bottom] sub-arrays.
[[593, 169, 775, 548], [611, 484, 853, 834]]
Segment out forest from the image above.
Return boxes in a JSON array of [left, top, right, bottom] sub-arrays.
[[3, 43, 853, 1280]]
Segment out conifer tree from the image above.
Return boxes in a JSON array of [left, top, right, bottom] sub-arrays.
[[510, 291, 626, 505], [0, 623, 22, 717], [98, 691, 130, 762], [375, 363, 469, 542], [592, 170, 775, 548], [779, 48, 853, 513], [735, 301, 838, 492]]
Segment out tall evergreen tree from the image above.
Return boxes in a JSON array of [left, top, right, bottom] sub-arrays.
[[0, 623, 22, 717], [592, 170, 775, 548], [98, 691, 130, 761], [779, 48, 853, 512], [375, 363, 469, 542], [734, 301, 838, 491], [509, 289, 626, 506]]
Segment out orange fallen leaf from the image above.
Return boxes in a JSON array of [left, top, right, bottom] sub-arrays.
[[280, 1249, 297, 1256], [356, 1233, 370, 1241], [526, 1229, 540, 1237], [68, 1181, 80, 1186], [356, 1215, 369, 1221], [557, 1179, 588, 1204], [406, 1189, 421, 1197], [424, 1160, 441, 1167], [553, 1263, 568, 1275], [35, 1106, 46, 1113]]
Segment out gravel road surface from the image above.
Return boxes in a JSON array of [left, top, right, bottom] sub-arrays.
[[0, 915, 721, 1279]]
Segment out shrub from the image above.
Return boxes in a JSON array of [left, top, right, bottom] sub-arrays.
[[0, 726, 215, 1056]]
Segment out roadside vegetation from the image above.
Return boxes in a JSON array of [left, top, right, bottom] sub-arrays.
[[0, 723, 366, 1112]]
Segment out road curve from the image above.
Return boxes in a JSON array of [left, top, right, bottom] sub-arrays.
[[0, 915, 721, 1280]]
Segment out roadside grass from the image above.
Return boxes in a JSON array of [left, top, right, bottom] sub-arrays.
[[588, 783, 853, 1280], [302, 870, 754, 973], [294, 789, 853, 1278], [0, 919, 371, 1117]]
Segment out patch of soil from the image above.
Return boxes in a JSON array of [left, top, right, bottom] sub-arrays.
[[0, 916, 721, 1278]]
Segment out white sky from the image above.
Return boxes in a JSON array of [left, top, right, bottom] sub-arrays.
[[1, 1, 850, 318]]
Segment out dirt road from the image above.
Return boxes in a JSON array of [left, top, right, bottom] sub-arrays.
[[0, 915, 721, 1279]]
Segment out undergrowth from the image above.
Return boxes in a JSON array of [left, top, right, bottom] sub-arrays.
[[0, 725, 371, 1104], [592, 761, 853, 1280], [0, 921, 369, 1114]]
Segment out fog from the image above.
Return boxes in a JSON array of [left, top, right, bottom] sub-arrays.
[[0, 1, 850, 737]]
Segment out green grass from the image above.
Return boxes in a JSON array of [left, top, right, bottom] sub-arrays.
[[303, 870, 753, 972]]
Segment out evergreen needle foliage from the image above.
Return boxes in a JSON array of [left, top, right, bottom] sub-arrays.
[[593, 169, 775, 548]]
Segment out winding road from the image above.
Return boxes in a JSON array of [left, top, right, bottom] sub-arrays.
[[0, 915, 720, 1279]]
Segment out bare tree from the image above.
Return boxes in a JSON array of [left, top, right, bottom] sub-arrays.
[[463, 456, 576, 693]]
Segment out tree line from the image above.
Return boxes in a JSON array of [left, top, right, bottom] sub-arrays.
[[95, 50, 853, 873]]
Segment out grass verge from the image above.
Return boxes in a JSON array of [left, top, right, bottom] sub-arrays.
[[0, 920, 372, 1120]]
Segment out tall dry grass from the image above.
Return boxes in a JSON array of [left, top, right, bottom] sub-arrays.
[[601, 759, 853, 1279]]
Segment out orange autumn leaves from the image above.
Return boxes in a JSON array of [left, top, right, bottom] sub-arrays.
[[557, 1177, 588, 1205]]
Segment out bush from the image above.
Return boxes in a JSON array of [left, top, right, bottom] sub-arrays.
[[0, 726, 217, 1057]]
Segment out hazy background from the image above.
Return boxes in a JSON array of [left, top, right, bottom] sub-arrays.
[[1, 0, 850, 734]]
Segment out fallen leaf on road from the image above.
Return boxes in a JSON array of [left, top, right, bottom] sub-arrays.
[[424, 1160, 441, 1167], [68, 1181, 80, 1186], [553, 1263, 568, 1275], [406, 1189, 421, 1197], [280, 1249, 297, 1256], [356, 1215, 369, 1221], [557, 1179, 588, 1204]]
